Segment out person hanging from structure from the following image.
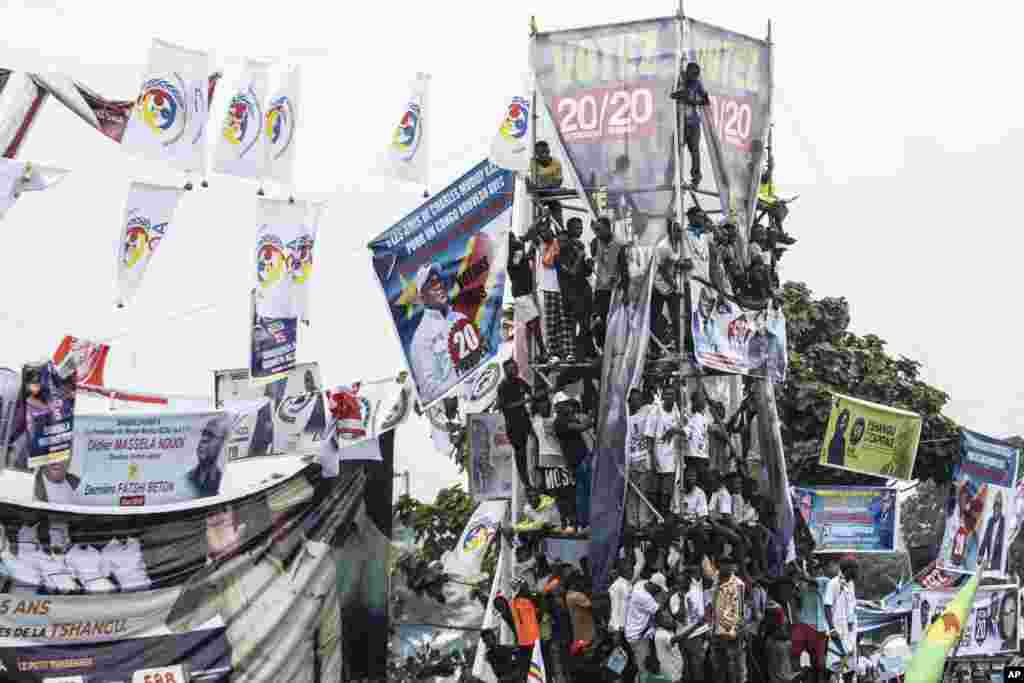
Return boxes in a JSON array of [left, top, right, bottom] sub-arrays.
[[558, 217, 597, 360], [529, 140, 564, 228], [650, 219, 684, 355], [507, 232, 549, 363], [536, 219, 576, 363], [589, 216, 625, 352], [670, 62, 710, 189]]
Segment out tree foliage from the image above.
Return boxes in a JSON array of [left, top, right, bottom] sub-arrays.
[[777, 281, 960, 485], [394, 485, 477, 565]]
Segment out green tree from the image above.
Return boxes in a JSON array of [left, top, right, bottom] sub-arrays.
[[778, 281, 960, 485], [395, 484, 478, 565]]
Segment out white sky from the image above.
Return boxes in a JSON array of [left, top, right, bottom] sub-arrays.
[[1, 1, 1021, 502]]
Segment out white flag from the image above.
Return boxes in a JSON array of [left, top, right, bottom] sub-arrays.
[[215, 59, 271, 179], [255, 197, 304, 319], [489, 95, 532, 174], [383, 72, 430, 186], [319, 378, 413, 473], [527, 639, 547, 682], [0, 71, 49, 158], [116, 181, 184, 307], [265, 65, 300, 185], [290, 201, 321, 324], [122, 39, 211, 173], [0, 159, 69, 220]]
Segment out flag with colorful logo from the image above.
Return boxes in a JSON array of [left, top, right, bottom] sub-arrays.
[[0, 158, 69, 220], [0, 70, 49, 159], [383, 72, 431, 186], [318, 376, 413, 473], [903, 566, 981, 683], [291, 201, 321, 325], [265, 65, 300, 186], [215, 58, 271, 179], [116, 181, 185, 307], [368, 159, 513, 407], [122, 39, 211, 174], [53, 335, 111, 387], [527, 639, 547, 682], [489, 90, 531, 174]]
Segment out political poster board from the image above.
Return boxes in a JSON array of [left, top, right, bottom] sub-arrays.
[[910, 585, 1019, 657], [818, 393, 922, 481], [466, 412, 517, 501], [794, 486, 899, 553]]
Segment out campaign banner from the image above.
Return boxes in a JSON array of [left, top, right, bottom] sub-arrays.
[[795, 486, 899, 553], [818, 393, 922, 481], [122, 39, 211, 173], [489, 92, 531, 174], [938, 429, 1020, 576], [0, 463, 390, 681], [115, 182, 184, 308], [443, 499, 507, 579], [460, 342, 511, 415], [0, 368, 18, 465], [531, 18, 678, 216], [319, 377, 413, 473], [9, 362, 76, 471], [466, 412, 516, 501], [293, 202, 320, 325], [368, 159, 513, 407], [590, 238, 659, 592], [683, 19, 772, 234], [265, 65, 300, 186], [910, 586, 1020, 657], [214, 362, 326, 458], [214, 58, 270, 179], [690, 280, 788, 381], [53, 336, 111, 388], [249, 289, 297, 386], [52, 411, 235, 506]]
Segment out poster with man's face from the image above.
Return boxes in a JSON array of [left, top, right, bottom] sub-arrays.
[[214, 362, 326, 458]]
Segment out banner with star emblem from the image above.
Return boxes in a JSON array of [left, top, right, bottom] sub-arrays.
[[368, 159, 513, 407]]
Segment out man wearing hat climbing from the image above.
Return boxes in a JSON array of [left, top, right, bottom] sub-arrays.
[[671, 62, 710, 188], [408, 262, 473, 402]]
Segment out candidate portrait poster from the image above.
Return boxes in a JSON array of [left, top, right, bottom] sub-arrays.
[[369, 159, 513, 407], [690, 280, 788, 382], [214, 362, 327, 459], [911, 585, 1019, 657], [818, 393, 922, 481], [8, 362, 76, 472], [937, 429, 1020, 576], [54, 411, 236, 507], [466, 412, 516, 501], [795, 486, 898, 553], [0, 463, 391, 681]]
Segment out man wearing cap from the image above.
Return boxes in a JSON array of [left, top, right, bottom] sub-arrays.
[[625, 571, 667, 677], [167, 475, 342, 682], [409, 263, 473, 402]]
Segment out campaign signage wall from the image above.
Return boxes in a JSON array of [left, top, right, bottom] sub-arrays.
[[0, 464, 390, 681], [213, 362, 327, 458], [818, 393, 922, 481], [369, 160, 512, 407], [38, 411, 236, 507], [794, 486, 898, 553], [910, 586, 1019, 657], [938, 429, 1020, 576], [466, 412, 516, 501], [690, 280, 788, 382]]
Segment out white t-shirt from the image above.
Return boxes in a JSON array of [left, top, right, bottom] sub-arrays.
[[624, 584, 659, 642], [670, 584, 705, 631], [684, 411, 709, 459], [538, 249, 560, 292], [626, 406, 653, 471], [608, 576, 632, 631], [825, 576, 858, 663], [654, 627, 684, 680], [645, 405, 680, 474], [43, 477, 75, 504], [709, 487, 733, 517], [681, 487, 709, 518], [533, 415, 565, 468]]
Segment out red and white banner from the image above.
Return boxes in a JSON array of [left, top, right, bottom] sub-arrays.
[[0, 71, 48, 159], [53, 336, 111, 387]]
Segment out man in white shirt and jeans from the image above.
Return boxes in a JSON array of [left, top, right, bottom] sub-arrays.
[[825, 557, 859, 683], [626, 388, 656, 529], [608, 558, 633, 635], [625, 571, 667, 676]]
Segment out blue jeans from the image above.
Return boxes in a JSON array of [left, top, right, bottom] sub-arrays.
[[576, 458, 592, 527]]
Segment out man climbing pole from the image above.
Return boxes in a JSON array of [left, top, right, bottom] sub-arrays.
[[670, 62, 710, 189]]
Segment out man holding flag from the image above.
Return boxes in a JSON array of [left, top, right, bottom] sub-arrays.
[[905, 553, 988, 683]]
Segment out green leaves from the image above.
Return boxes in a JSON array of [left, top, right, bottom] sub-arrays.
[[396, 485, 477, 565]]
